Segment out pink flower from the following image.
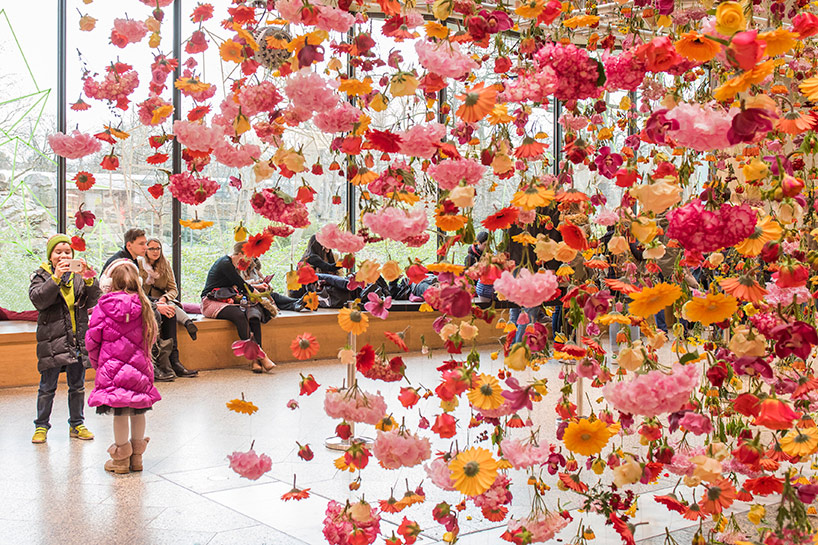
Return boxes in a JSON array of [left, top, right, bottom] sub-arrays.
[[314, 102, 362, 133], [250, 189, 310, 228], [169, 172, 220, 205], [595, 208, 619, 226], [424, 457, 457, 491], [185, 30, 208, 54], [666, 200, 756, 253], [324, 389, 387, 425], [497, 67, 558, 103], [364, 293, 392, 320], [231, 338, 267, 361], [604, 49, 647, 92], [473, 474, 513, 516], [603, 364, 699, 417], [275, 0, 307, 24], [47, 131, 102, 159], [427, 158, 485, 190], [315, 224, 365, 253], [227, 448, 272, 480], [500, 438, 551, 469], [534, 43, 601, 101], [173, 120, 223, 152], [137, 96, 173, 126], [678, 412, 713, 435], [323, 500, 381, 545], [665, 103, 736, 152], [765, 280, 811, 306], [493, 269, 559, 308], [316, 6, 355, 32], [398, 123, 446, 158], [506, 511, 569, 543], [372, 429, 432, 469], [284, 69, 338, 113], [83, 65, 139, 110], [414, 39, 478, 79], [112, 18, 148, 47], [239, 81, 283, 116], [212, 141, 260, 168], [362, 207, 428, 243]]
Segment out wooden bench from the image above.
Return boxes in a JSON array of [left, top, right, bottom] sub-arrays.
[[0, 308, 502, 388]]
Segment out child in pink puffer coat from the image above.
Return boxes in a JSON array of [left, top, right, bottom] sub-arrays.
[[86, 259, 161, 474]]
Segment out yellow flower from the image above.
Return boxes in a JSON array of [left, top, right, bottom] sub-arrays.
[[286, 270, 301, 291], [426, 262, 465, 274], [375, 414, 397, 431], [225, 396, 258, 415], [629, 180, 682, 214], [150, 104, 174, 124], [630, 217, 658, 244], [780, 427, 818, 458], [515, 0, 545, 19], [448, 447, 499, 496], [556, 265, 574, 277], [505, 343, 529, 371], [742, 158, 769, 181], [380, 260, 403, 282], [758, 28, 798, 57], [303, 291, 319, 311], [338, 307, 369, 335], [179, 218, 214, 230], [425, 20, 450, 39], [234, 223, 248, 242], [747, 504, 766, 525], [355, 260, 381, 284], [389, 73, 419, 97], [467, 374, 505, 411], [562, 418, 611, 456], [563, 14, 599, 28], [370, 93, 388, 112], [219, 39, 244, 63], [338, 77, 373, 97], [431, 0, 453, 20], [682, 293, 738, 326], [715, 1, 746, 36], [735, 216, 782, 256], [628, 283, 682, 318], [511, 186, 555, 211], [511, 232, 537, 245], [713, 75, 750, 102], [488, 104, 514, 125], [800, 76, 818, 102]]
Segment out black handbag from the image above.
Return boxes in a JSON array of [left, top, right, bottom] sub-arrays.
[[207, 287, 241, 302]]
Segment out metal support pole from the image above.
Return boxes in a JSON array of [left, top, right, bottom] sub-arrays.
[[551, 100, 562, 177], [436, 87, 447, 252], [345, 28, 356, 235], [171, 0, 183, 297], [56, 0, 67, 233]]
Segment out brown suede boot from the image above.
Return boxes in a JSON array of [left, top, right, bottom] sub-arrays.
[[104, 442, 133, 474], [130, 437, 150, 472]]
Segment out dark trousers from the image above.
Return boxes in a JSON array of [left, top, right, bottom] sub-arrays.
[[218, 305, 263, 346], [35, 361, 86, 429]]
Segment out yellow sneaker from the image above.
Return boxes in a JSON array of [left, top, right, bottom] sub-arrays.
[[69, 425, 95, 440], [31, 427, 48, 444]]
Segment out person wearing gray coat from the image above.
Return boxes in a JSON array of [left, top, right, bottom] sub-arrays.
[[29, 234, 101, 444]]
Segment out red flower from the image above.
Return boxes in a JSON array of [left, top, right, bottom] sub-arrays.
[[70, 98, 91, 111], [733, 392, 761, 417], [340, 136, 362, 155], [146, 152, 169, 165], [482, 506, 508, 522], [243, 232, 273, 259], [74, 205, 95, 230], [558, 472, 588, 493], [431, 413, 456, 438], [336, 421, 352, 440], [227, 4, 256, 24], [654, 494, 686, 514], [148, 134, 172, 148], [398, 387, 420, 409], [311, 163, 323, 175], [70, 235, 86, 252], [191, 3, 214, 22], [231, 338, 266, 360], [355, 344, 376, 373], [73, 171, 96, 191], [558, 222, 589, 250], [100, 153, 119, 171], [385, 331, 409, 352], [406, 263, 429, 283], [343, 441, 370, 470], [148, 184, 164, 199], [295, 185, 316, 204], [744, 476, 783, 496], [482, 207, 519, 231], [297, 264, 318, 285], [292, 334, 320, 361], [615, 168, 639, 187], [753, 398, 801, 430], [187, 104, 211, 121], [297, 442, 314, 461], [397, 517, 421, 544], [298, 373, 320, 395], [609, 512, 635, 545], [364, 130, 402, 153]]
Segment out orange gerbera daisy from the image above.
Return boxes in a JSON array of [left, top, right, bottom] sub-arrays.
[[338, 307, 369, 335], [350, 167, 379, 186], [302, 291, 319, 311], [225, 393, 259, 415], [243, 232, 273, 258], [776, 111, 814, 135], [604, 278, 640, 294], [674, 31, 721, 62], [584, 259, 610, 270], [384, 330, 409, 352], [555, 189, 590, 203], [290, 332, 320, 360], [73, 171, 96, 191], [698, 479, 736, 515], [281, 475, 311, 501], [456, 82, 498, 123], [719, 276, 767, 303], [436, 212, 469, 232], [483, 206, 520, 231], [219, 39, 244, 63], [513, 136, 548, 159], [558, 472, 589, 493], [379, 492, 407, 513]]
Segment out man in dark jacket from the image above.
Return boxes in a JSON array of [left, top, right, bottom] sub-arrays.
[[103, 228, 148, 272]]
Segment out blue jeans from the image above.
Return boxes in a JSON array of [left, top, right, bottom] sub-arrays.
[[655, 309, 668, 333], [509, 307, 541, 344], [35, 361, 86, 429]]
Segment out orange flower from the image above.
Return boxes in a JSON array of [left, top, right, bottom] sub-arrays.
[[435, 212, 469, 232], [719, 276, 767, 303], [674, 31, 720, 62], [73, 171, 96, 191], [243, 232, 273, 258], [455, 82, 497, 123], [302, 291, 319, 311], [584, 259, 610, 270], [555, 189, 590, 203], [220, 39, 244, 63], [384, 331, 409, 352], [558, 472, 589, 493], [290, 333, 320, 360], [281, 487, 311, 501], [604, 278, 640, 294], [350, 168, 379, 186], [482, 206, 519, 231], [698, 479, 736, 515], [379, 494, 406, 513], [226, 394, 259, 415], [776, 111, 814, 135]]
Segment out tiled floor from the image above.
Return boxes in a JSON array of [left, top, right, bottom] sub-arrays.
[[0, 345, 751, 544]]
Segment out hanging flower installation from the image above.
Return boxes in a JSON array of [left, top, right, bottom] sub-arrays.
[[58, 0, 818, 541]]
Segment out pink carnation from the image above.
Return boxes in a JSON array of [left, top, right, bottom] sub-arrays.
[[212, 98, 241, 135], [498, 67, 558, 104], [398, 123, 446, 158], [604, 50, 647, 92], [47, 131, 101, 159], [227, 448, 272, 480], [173, 120, 223, 152], [314, 101, 362, 133], [603, 363, 699, 417], [665, 103, 736, 152], [425, 457, 457, 491], [212, 141, 260, 168], [316, 223, 366, 253], [284, 69, 338, 113], [493, 269, 559, 308], [372, 429, 431, 469], [239, 81, 283, 116], [316, 6, 355, 32], [250, 189, 310, 228], [765, 281, 811, 306], [473, 474, 513, 515], [595, 208, 619, 226], [323, 500, 381, 545], [534, 43, 601, 101], [169, 172, 220, 205], [323, 389, 387, 425], [83, 66, 139, 110], [276, 0, 306, 24], [137, 96, 173, 126], [500, 438, 551, 469], [427, 158, 485, 190], [112, 18, 148, 46], [362, 207, 428, 243], [506, 511, 569, 543], [140, 0, 172, 5], [414, 39, 478, 79], [666, 200, 756, 253], [678, 412, 713, 435]]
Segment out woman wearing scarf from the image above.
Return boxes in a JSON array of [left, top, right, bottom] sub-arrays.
[[29, 234, 101, 444]]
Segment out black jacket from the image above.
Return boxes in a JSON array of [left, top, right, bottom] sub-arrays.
[[464, 244, 483, 268], [103, 247, 138, 273], [29, 267, 101, 373], [201, 256, 250, 299]]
